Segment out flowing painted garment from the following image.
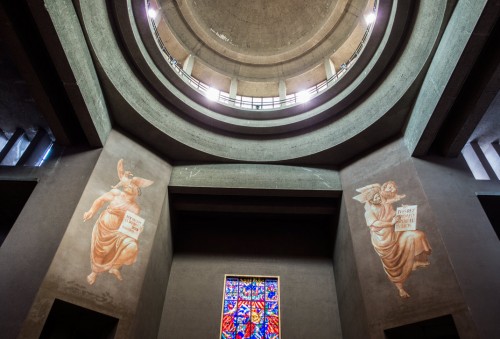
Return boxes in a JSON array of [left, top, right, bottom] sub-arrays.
[[364, 202, 431, 283], [90, 200, 139, 273]]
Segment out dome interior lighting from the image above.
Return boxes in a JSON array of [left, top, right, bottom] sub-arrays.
[[365, 12, 376, 25], [146, 0, 379, 111], [297, 91, 312, 103], [206, 87, 220, 101], [148, 8, 158, 19]]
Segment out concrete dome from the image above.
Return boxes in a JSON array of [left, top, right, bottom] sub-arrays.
[[157, 0, 372, 93], [75, 0, 453, 164], [184, 0, 336, 55]]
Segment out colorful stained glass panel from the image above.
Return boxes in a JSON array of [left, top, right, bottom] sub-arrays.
[[265, 302, 279, 317], [266, 316, 280, 336], [226, 278, 239, 300], [252, 278, 265, 301], [236, 301, 251, 324], [221, 276, 280, 339], [265, 279, 278, 301], [239, 278, 253, 301], [251, 302, 265, 324]]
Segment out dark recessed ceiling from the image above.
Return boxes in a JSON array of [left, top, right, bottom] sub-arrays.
[[170, 191, 339, 257]]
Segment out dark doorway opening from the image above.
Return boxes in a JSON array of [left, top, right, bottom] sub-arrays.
[[477, 194, 500, 240], [384, 314, 459, 339], [0, 179, 37, 246], [40, 299, 118, 339]]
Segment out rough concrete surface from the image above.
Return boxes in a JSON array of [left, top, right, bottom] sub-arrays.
[[18, 130, 172, 338]]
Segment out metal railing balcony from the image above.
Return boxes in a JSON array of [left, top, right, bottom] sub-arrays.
[[148, 1, 377, 111]]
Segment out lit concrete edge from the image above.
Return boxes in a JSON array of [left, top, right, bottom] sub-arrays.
[[404, 0, 489, 156], [169, 164, 341, 191]]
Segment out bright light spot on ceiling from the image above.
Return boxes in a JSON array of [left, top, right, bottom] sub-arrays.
[[148, 8, 158, 19], [297, 91, 311, 103], [206, 87, 220, 101], [365, 13, 376, 25]]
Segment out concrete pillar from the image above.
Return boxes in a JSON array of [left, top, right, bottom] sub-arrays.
[[18, 130, 173, 339], [182, 54, 195, 76], [338, 139, 479, 338], [31, 0, 112, 147], [229, 78, 238, 101], [279, 80, 287, 107], [324, 57, 336, 84]]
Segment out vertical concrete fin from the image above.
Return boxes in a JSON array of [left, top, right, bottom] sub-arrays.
[[28, 0, 112, 147], [404, 0, 492, 156]]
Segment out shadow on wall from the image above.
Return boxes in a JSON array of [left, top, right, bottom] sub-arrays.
[[173, 212, 336, 259]]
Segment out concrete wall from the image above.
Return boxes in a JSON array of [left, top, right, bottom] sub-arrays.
[[0, 145, 101, 339], [132, 185, 173, 339], [3, 131, 498, 338], [339, 139, 477, 338], [413, 154, 500, 339], [158, 189, 342, 339], [169, 164, 341, 192], [159, 255, 340, 339], [333, 197, 370, 339], [18, 130, 173, 338]]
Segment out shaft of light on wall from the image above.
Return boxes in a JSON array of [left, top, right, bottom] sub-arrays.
[[462, 143, 490, 180], [480, 142, 500, 180]]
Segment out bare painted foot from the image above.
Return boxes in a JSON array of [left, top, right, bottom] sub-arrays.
[[414, 260, 430, 269], [87, 272, 97, 285], [109, 268, 123, 281], [395, 283, 410, 298], [398, 289, 410, 298]]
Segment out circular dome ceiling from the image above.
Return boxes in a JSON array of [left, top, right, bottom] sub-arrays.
[[79, 0, 449, 163], [184, 0, 337, 57], [157, 0, 373, 95]]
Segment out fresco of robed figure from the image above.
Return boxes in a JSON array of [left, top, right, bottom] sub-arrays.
[[83, 159, 154, 285], [353, 181, 432, 298]]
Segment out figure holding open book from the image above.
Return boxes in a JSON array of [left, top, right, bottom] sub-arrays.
[[353, 181, 431, 298], [82, 159, 153, 285]]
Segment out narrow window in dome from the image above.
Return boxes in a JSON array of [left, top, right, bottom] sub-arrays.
[[220, 91, 230, 104], [273, 97, 281, 108], [262, 97, 273, 109], [235, 95, 243, 107], [241, 96, 252, 109], [220, 275, 280, 339]]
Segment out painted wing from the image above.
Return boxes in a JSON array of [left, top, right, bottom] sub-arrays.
[[117, 159, 125, 180]]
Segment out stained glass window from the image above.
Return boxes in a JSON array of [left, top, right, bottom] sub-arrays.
[[220, 275, 280, 339]]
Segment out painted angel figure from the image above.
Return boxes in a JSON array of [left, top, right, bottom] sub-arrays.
[[83, 159, 154, 285], [111, 159, 133, 189], [353, 181, 431, 298]]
